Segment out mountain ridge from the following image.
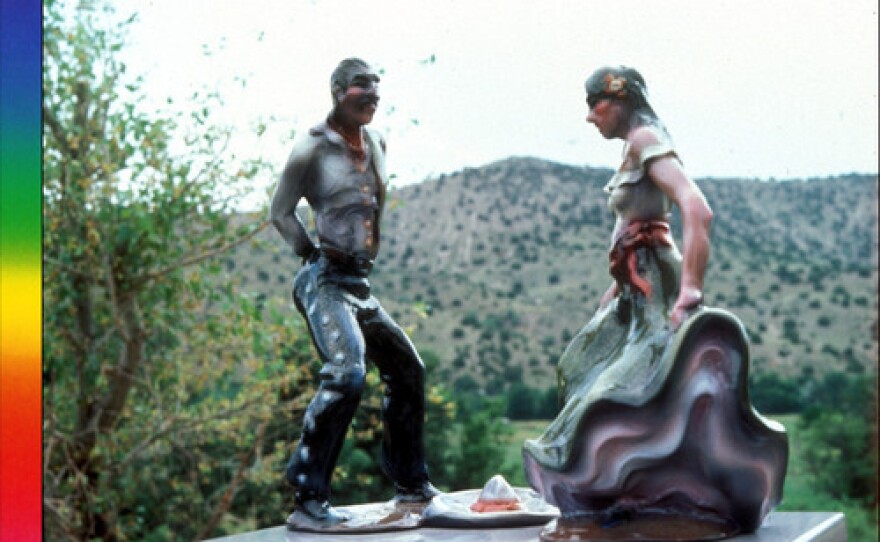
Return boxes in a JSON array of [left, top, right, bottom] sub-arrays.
[[233, 157, 878, 392]]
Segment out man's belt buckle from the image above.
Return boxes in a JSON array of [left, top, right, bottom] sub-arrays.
[[322, 247, 372, 274]]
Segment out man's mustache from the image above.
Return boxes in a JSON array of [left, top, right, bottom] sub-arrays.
[[359, 94, 380, 107]]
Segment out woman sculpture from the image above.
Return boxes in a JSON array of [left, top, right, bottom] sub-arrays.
[[522, 66, 788, 538]]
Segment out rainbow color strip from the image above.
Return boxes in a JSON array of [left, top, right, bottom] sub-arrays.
[[1, 0, 42, 540]]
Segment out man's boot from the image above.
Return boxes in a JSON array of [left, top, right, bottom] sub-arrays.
[[286, 490, 351, 528], [393, 480, 441, 504]]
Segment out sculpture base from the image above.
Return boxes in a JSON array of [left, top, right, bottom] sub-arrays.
[[285, 486, 558, 533], [285, 500, 425, 534], [540, 515, 739, 542], [203, 511, 846, 542]]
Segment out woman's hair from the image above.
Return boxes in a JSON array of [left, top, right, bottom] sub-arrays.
[[585, 65, 669, 136]]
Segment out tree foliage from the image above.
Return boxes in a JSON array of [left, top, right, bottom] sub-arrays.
[[42, 1, 307, 539], [749, 372, 803, 414], [799, 373, 877, 508], [445, 395, 514, 489], [505, 383, 559, 420]]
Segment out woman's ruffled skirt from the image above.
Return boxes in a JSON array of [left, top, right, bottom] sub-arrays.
[[522, 245, 788, 533]]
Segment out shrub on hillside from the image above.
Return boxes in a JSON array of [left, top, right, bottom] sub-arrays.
[[750, 373, 803, 414]]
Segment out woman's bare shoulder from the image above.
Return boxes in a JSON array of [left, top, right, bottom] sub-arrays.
[[627, 125, 664, 153]]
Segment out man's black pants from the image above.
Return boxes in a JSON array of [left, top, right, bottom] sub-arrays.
[[285, 255, 429, 502]]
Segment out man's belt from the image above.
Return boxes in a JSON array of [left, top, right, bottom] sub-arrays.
[[319, 246, 374, 275]]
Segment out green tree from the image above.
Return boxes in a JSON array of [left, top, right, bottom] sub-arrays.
[[801, 412, 877, 505], [537, 386, 561, 419], [447, 395, 513, 489], [799, 373, 878, 507], [749, 373, 803, 414], [42, 2, 307, 540], [506, 383, 538, 420]]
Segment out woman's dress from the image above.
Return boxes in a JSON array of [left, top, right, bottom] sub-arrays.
[[521, 133, 788, 533]]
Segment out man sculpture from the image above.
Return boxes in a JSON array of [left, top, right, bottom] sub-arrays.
[[271, 58, 439, 527]]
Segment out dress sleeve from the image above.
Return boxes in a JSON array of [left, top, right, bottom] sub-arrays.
[[639, 142, 678, 169], [638, 126, 680, 168]]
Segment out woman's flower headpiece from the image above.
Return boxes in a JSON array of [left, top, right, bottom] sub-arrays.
[[604, 74, 628, 97], [586, 66, 650, 108]]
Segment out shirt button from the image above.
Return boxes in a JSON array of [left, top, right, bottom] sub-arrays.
[[364, 219, 372, 228], [361, 185, 370, 193]]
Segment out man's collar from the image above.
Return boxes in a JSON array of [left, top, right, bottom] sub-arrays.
[[310, 120, 363, 148]]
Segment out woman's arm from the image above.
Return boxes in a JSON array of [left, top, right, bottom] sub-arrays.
[[630, 128, 713, 328]]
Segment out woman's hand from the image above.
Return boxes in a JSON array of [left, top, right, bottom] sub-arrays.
[[599, 282, 619, 309], [670, 286, 703, 329]]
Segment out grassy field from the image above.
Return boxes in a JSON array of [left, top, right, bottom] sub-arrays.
[[502, 416, 877, 541], [500, 420, 548, 487]]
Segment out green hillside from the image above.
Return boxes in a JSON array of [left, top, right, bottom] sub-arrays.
[[232, 158, 878, 392]]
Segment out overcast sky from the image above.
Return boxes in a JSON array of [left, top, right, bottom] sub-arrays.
[[115, 0, 878, 202]]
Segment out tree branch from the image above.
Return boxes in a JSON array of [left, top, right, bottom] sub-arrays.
[[139, 219, 270, 283], [193, 420, 268, 542], [43, 497, 79, 542], [112, 416, 176, 473], [103, 249, 130, 343], [94, 292, 145, 435], [112, 394, 279, 474], [43, 256, 93, 280], [42, 102, 73, 156]]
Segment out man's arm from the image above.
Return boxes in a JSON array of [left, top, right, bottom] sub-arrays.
[[270, 140, 318, 260]]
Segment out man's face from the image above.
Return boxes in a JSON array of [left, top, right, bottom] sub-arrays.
[[335, 67, 381, 127]]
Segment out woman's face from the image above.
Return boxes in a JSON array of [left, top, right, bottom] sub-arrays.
[[586, 95, 627, 139]]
